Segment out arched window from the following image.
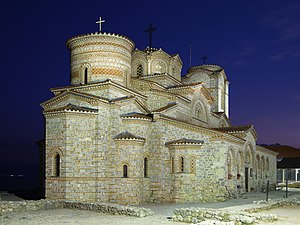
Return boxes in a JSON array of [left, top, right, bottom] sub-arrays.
[[137, 64, 143, 76], [84, 68, 88, 84], [53, 153, 60, 177], [194, 102, 207, 122], [197, 108, 202, 120], [144, 157, 148, 178], [152, 60, 166, 74], [171, 157, 174, 174], [123, 165, 128, 178], [190, 157, 195, 174], [180, 156, 184, 172]]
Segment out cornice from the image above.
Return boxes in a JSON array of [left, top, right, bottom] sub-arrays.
[[120, 113, 152, 121], [43, 111, 97, 117], [51, 79, 147, 101], [165, 138, 204, 148], [157, 114, 245, 145], [131, 77, 166, 91], [256, 145, 279, 156], [140, 73, 182, 85], [41, 91, 109, 109], [66, 32, 135, 49], [150, 88, 191, 103], [113, 131, 146, 145], [187, 64, 224, 74]]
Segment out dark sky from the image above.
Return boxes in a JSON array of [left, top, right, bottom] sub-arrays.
[[1, 0, 299, 174]]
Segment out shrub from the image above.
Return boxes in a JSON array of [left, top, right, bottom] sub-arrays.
[[288, 182, 300, 188]]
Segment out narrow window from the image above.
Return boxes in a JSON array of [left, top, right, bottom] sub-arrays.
[[53, 153, 60, 177], [84, 68, 88, 84], [190, 157, 195, 174], [171, 157, 174, 174], [144, 157, 148, 178], [144, 158, 148, 177], [123, 165, 128, 178], [137, 64, 143, 76], [180, 156, 184, 172]]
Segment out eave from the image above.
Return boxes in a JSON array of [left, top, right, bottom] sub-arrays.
[[50, 79, 147, 101]]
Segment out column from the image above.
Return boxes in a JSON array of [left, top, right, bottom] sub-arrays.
[[225, 81, 229, 117]]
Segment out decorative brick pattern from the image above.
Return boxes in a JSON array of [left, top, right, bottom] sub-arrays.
[[42, 32, 277, 205], [92, 67, 123, 76]]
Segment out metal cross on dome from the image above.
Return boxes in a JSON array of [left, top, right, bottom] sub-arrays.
[[145, 24, 157, 49], [201, 55, 208, 64], [96, 16, 105, 32]]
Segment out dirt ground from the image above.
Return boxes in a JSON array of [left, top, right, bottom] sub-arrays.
[[3, 206, 300, 225], [1, 190, 300, 225], [257, 206, 300, 225]]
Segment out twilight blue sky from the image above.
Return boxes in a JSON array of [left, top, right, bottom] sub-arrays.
[[0, 0, 299, 174]]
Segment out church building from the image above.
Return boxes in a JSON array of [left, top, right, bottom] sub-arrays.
[[41, 27, 277, 204]]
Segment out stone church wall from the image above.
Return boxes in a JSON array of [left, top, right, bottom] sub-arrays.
[[42, 32, 278, 205], [45, 115, 67, 200]]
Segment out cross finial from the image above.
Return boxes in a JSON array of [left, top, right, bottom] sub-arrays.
[[201, 55, 208, 64], [145, 24, 157, 49], [96, 16, 105, 32]]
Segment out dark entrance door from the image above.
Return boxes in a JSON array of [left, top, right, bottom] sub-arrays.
[[245, 167, 249, 192]]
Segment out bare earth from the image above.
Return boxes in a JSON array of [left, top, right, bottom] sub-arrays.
[[2, 190, 300, 225], [256, 207, 300, 225]]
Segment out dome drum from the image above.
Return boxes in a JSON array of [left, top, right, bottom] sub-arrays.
[[67, 33, 135, 86]]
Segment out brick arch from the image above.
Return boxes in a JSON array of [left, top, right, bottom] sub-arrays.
[[48, 147, 64, 158], [80, 63, 92, 84], [119, 161, 131, 178], [49, 148, 63, 177], [193, 100, 207, 122], [132, 59, 147, 77]]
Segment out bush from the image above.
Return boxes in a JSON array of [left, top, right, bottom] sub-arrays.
[[288, 182, 300, 188]]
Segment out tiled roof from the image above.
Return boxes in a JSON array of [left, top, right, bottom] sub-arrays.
[[165, 138, 204, 146], [152, 102, 177, 113], [213, 112, 225, 116], [120, 112, 152, 120], [113, 131, 145, 141], [50, 79, 147, 100], [140, 73, 182, 84], [263, 145, 300, 158], [214, 125, 253, 133], [167, 82, 203, 90]]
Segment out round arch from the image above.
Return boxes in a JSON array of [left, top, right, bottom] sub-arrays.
[[132, 59, 147, 77], [151, 59, 167, 74], [193, 100, 207, 122]]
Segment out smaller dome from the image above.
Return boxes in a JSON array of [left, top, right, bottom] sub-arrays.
[[188, 64, 223, 74]]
